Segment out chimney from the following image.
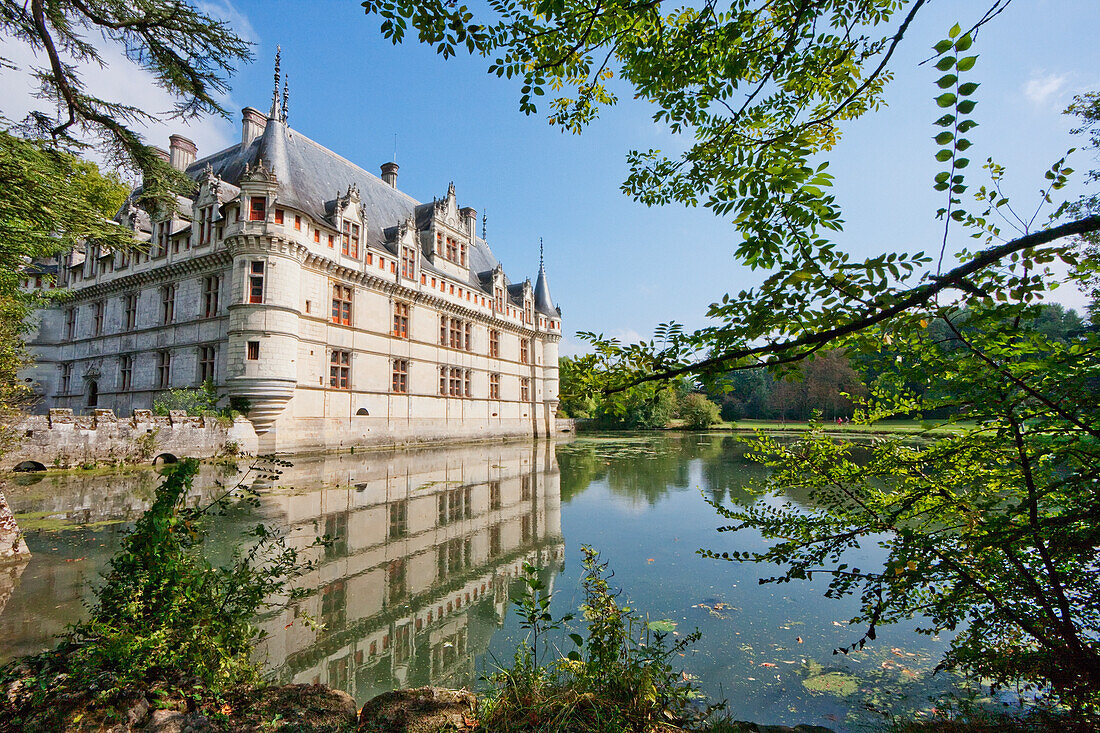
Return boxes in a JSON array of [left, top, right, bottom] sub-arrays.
[[151, 146, 170, 164], [168, 135, 197, 171], [242, 107, 266, 147], [380, 161, 399, 188], [460, 207, 477, 236]]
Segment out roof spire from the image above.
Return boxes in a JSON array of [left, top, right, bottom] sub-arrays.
[[282, 73, 289, 122], [482, 210, 487, 241], [539, 237, 544, 270], [270, 46, 282, 120]]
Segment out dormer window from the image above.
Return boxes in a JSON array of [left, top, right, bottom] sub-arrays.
[[249, 196, 266, 221], [342, 221, 360, 257], [197, 205, 215, 245], [494, 287, 504, 312], [401, 246, 415, 279]]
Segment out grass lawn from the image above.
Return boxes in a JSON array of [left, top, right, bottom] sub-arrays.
[[665, 418, 975, 434]]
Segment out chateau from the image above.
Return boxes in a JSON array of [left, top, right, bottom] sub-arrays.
[[23, 61, 562, 453]]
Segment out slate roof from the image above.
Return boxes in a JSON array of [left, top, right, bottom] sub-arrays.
[[116, 111, 557, 307], [534, 264, 557, 316]]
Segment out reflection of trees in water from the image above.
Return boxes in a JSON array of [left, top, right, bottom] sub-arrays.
[[559, 434, 767, 507]]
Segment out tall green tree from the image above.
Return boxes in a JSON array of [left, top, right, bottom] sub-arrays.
[[360, 1, 1100, 712]]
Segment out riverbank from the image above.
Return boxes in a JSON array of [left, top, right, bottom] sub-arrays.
[[661, 419, 974, 436]]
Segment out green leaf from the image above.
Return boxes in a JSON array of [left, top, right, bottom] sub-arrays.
[[935, 56, 956, 71], [957, 100, 977, 114], [936, 93, 957, 108], [949, 23, 962, 38], [934, 132, 954, 145], [937, 74, 958, 89], [957, 55, 978, 71], [954, 33, 973, 52], [933, 39, 953, 54], [958, 82, 980, 96], [935, 149, 954, 162]]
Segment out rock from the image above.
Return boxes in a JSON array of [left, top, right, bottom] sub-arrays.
[[358, 687, 477, 733], [238, 683, 359, 731], [146, 709, 187, 733], [0, 492, 30, 562], [126, 696, 151, 726]]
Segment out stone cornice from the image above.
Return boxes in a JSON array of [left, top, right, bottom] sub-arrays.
[[63, 250, 232, 298]]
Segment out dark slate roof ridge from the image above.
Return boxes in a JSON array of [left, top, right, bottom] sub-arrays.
[[290, 128, 421, 208]]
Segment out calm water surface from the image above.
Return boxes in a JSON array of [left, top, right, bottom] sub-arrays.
[[0, 434, 975, 731]]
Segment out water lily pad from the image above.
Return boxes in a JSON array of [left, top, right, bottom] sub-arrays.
[[801, 671, 858, 696]]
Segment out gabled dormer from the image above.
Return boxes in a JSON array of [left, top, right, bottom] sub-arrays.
[[237, 159, 278, 225], [419, 182, 475, 279], [193, 164, 229, 248], [333, 183, 364, 260], [392, 214, 419, 282]]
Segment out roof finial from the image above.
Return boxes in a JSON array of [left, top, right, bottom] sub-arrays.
[[482, 210, 487, 241], [270, 46, 282, 119], [539, 237, 544, 270], [282, 73, 289, 122]]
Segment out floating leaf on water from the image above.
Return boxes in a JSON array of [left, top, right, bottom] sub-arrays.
[[647, 619, 677, 634], [802, 672, 858, 696]]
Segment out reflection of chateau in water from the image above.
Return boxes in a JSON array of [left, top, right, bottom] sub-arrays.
[[0, 441, 563, 692], [255, 441, 563, 700]]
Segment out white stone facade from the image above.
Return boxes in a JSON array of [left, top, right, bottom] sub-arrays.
[[23, 90, 562, 454]]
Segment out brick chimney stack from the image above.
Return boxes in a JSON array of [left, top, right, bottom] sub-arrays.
[[242, 107, 266, 147], [381, 161, 399, 188], [168, 135, 197, 171]]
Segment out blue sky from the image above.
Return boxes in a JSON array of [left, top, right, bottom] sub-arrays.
[[7, 1, 1096, 350]]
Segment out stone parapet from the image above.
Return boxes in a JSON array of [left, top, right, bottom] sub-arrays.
[[6, 410, 259, 469]]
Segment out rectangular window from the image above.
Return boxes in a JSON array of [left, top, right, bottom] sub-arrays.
[[274, 208, 284, 225], [198, 345, 216, 383], [197, 205, 214, 245], [156, 350, 171, 388], [520, 337, 529, 364], [392, 359, 408, 394], [494, 287, 504, 311], [489, 329, 499, 358], [313, 229, 320, 244], [460, 242, 467, 267], [331, 283, 353, 325], [449, 367, 462, 397], [389, 501, 408, 539], [294, 214, 301, 231], [341, 221, 360, 257], [249, 261, 264, 304], [60, 363, 72, 393], [202, 275, 220, 318], [464, 322, 472, 352], [246, 341, 259, 360], [329, 349, 350, 389], [124, 294, 137, 331], [464, 369, 471, 397], [328, 234, 334, 249], [92, 300, 104, 336], [119, 355, 132, 391], [445, 236, 458, 262], [439, 316, 448, 346], [401, 245, 415, 279], [489, 373, 500, 399], [525, 303, 533, 324], [439, 366, 447, 396], [249, 196, 266, 221], [64, 307, 76, 341], [449, 319, 461, 349], [520, 377, 530, 402], [392, 301, 409, 338], [161, 284, 175, 325]]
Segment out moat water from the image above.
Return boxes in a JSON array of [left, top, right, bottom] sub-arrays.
[[0, 433, 979, 731]]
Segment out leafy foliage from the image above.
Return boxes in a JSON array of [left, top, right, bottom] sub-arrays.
[[152, 380, 221, 417], [0, 458, 328, 728], [677, 392, 721, 429], [703, 302, 1100, 713], [481, 546, 703, 732], [1, 0, 251, 207]]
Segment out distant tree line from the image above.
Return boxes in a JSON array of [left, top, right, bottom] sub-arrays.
[[560, 304, 1090, 427]]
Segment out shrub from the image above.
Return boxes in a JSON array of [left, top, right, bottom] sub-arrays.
[[678, 393, 722, 429], [0, 458, 327, 729], [480, 546, 703, 732], [152, 380, 219, 416]]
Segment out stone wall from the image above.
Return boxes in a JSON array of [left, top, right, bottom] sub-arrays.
[[4, 409, 259, 469]]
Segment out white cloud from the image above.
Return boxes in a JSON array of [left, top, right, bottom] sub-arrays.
[[0, 3, 254, 175], [1023, 71, 1068, 109]]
